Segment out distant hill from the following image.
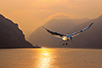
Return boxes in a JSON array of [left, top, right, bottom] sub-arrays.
[[29, 18, 89, 47], [0, 14, 35, 48], [70, 15, 102, 49]]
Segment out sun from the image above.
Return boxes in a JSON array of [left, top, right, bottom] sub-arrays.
[[41, 47, 48, 49]]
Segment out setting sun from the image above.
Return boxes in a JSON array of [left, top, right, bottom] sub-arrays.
[[41, 47, 48, 49]]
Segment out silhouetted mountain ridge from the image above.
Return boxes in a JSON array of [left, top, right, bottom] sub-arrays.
[[29, 15, 102, 48], [0, 14, 35, 48], [98, 15, 102, 19], [70, 15, 102, 48], [29, 18, 89, 47]]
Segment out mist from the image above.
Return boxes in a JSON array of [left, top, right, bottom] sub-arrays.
[[0, 0, 102, 39]]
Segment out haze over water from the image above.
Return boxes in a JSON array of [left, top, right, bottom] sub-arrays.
[[0, 48, 102, 68]]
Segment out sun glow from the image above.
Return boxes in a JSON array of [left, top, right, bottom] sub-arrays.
[[41, 47, 48, 49], [37, 48, 53, 68]]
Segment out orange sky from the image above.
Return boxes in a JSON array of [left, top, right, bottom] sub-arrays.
[[0, 0, 102, 39]]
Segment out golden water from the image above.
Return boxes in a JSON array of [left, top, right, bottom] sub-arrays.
[[0, 48, 102, 68]]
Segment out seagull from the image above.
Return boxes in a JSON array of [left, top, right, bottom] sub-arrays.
[[42, 23, 93, 45]]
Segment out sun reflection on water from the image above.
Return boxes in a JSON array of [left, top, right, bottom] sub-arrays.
[[37, 48, 53, 68]]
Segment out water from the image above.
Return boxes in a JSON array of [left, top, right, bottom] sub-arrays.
[[0, 48, 102, 68]]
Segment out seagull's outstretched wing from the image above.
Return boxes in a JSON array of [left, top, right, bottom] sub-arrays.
[[70, 23, 93, 37], [42, 26, 66, 38]]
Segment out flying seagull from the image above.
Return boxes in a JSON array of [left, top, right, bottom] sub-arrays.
[[42, 23, 93, 45]]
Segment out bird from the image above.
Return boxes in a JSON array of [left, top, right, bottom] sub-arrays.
[[42, 23, 93, 45]]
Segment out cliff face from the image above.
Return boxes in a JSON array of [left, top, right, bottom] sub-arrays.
[[0, 14, 33, 48]]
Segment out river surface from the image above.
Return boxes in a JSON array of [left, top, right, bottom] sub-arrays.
[[0, 48, 102, 68]]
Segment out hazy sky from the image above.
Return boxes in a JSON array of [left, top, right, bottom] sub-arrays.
[[0, 0, 102, 39]]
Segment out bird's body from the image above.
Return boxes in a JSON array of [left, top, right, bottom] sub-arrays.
[[43, 23, 93, 45], [62, 35, 72, 41]]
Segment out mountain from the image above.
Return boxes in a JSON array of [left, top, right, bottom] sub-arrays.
[[0, 14, 35, 48], [29, 18, 89, 47], [70, 15, 102, 49]]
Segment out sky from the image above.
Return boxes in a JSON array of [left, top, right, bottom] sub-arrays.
[[0, 0, 102, 39]]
